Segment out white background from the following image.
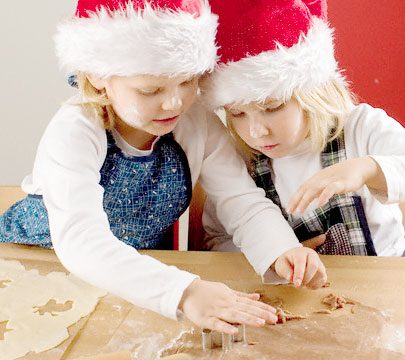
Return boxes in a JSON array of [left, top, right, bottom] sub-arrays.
[[0, 1, 76, 185]]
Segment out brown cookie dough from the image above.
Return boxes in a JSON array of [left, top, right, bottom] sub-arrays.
[[321, 293, 356, 311], [158, 293, 402, 359]]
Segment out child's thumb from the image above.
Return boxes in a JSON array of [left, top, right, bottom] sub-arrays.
[[274, 257, 294, 283]]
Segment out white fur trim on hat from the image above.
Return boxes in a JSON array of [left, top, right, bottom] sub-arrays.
[[54, 1, 218, 77], [204, 18, 341, 109]]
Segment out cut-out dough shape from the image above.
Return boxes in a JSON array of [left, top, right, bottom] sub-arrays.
[[33, 299, 74, 316], [0, 258, 106, 360]]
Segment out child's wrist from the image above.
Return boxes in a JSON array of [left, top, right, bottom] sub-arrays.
[[362, 156, 380, 188], [178, 278, 201, 312]]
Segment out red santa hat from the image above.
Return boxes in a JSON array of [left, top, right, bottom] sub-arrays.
[[204, 0, 342, 109], [54, 0, 218, 78], [301, 0, 328, 20]]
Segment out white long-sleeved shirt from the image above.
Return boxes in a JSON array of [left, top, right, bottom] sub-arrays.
[[20, 98, 301, 320], [204, 103, 405, 256]]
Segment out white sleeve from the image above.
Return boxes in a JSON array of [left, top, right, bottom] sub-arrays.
[[202, 197, 237, 251], [347, 104, 405, 204], [199, 112, 301, 276], [36, 109, 197, 320]]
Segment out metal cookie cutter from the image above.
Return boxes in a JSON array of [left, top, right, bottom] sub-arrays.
[[201, 324, 247, 352], [221, 332, 233, 351], [201, 329, 212, 351], [233, 324, 247, 345]]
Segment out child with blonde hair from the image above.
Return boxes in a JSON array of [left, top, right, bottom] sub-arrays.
[[0, 0, 328, 334], [203, 0, 405, 257]]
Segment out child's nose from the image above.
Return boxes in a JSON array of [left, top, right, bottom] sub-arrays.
[[249, 116, 269, 139], [162, 95, 183, 111]]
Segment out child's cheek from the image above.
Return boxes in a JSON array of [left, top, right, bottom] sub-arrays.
[[235, 122, 251, 143], [119, 105, 146, 127], [181, 85, 199, 110]]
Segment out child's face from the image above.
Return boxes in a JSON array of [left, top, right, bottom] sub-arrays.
[[94, 74, 199, 136], [226, 98, 308, 159]]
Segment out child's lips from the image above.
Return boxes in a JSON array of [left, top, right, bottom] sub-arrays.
[[261, 144, 279, 150], [152, 116, 178, 124]]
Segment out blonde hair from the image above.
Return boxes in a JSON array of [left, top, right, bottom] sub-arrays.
[[74, 72, 117, 129], [227, 78, 357, 160]]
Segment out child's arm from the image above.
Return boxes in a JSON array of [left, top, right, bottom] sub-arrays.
[[287, 105, 405, 214], [196, 109, 327, 287], [286, 156, 387, 214], [37, 109, 199, 321], [38, 107, 277, 332]]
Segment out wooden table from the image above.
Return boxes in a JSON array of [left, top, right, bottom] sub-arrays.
[[1, 244, 405, 359]]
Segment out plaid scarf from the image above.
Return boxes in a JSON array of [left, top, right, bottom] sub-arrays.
[[252, 131, 376, 256]]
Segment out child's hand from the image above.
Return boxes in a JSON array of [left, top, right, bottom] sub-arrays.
[[272, 247, 327, 289], [301, 234, 326, 250], [287, 157, 380, 214], [178, 279, 278, 334]]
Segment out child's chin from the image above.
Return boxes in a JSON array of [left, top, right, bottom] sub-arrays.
[[261, 148, 283, 159], [151, 124, 177, 136]]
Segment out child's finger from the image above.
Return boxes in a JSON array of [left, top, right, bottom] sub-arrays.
[[294, 186, 324, 214], [301, 251, 320, 285], [216, 309, 267, 328], [306, 270, 328, 289], [205, 317, 238, 335], [306, 260, 328, 289], [233, 290, 260, 301], [291, 256, 306, 287], [236, 296, 277, 314], [274, 256, 294, 284], [286, 186, 307, 214], [317, 182, 344, 207], [318, 261, 328, 285], [235, 301, 278, 323]]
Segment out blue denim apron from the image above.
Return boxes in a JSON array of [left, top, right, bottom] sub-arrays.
[[0, 132, 192, 249]]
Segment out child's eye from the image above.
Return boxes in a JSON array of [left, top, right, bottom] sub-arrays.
[[137, 88, 160, 96], [230, 111, 246, 118], [265, 103, 285, 113], [180, 77, 196, 86]]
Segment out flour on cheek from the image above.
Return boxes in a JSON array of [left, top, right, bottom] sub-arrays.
[[120, 105, 149, 128]]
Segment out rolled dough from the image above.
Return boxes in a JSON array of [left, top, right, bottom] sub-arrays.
[[0, 259, 106, 360]]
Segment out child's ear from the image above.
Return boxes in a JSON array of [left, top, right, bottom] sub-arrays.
[[86, 74, 107, 91]]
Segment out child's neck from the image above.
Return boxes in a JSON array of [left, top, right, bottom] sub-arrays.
[[114, 119, 157, 151]]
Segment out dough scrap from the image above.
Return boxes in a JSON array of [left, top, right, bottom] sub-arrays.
[[254, 290, 306, 324], [275, 308, 306, 324], [321, 293, 356, 311]]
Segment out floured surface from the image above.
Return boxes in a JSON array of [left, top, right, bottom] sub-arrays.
[[1, 246, 405, 359], [0, 259, 106, 360], [71, 251, 405, 360], [159, 300, 404, 359], [102, 306, 194, 359], [92, 292, 405, 360]]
